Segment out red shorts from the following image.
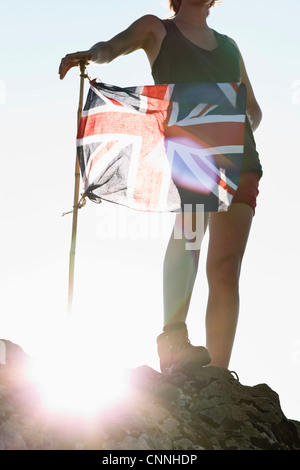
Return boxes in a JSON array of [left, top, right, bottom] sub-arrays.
[[231, 171, 260, 213]]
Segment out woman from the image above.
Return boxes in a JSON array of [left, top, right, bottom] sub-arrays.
[[59, 0, 263, 373]]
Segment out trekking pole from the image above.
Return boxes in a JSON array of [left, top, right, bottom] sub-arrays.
[[67, 60, 87, 314]]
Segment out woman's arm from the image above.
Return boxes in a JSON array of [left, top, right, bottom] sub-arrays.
[[228, 38, 262, 131], [58, 15, 162, 79], [240, 54, 262, 132]]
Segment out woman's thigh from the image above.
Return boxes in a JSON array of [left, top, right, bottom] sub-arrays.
[[206, 203, 254, 282]]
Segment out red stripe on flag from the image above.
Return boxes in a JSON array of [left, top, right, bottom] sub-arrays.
[[78, 110, 168, 140], [191, 104, 212, 119], [218, 177, 236, 196], [230, 83, 239, 92], [141, 85, 169, 101], [109, 98, 124, 107], [164, 121, 245, 148]]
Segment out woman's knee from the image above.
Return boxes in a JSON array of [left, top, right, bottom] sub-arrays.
[[207, 254, 242, 292]]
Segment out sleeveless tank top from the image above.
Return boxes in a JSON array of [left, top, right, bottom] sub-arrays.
[[152, 20, 262, 176]]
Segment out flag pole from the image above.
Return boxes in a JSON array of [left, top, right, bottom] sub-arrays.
[[67, 60, 87, 314]]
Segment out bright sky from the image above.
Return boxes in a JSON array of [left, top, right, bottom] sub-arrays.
[[1, 0, 300, 422]]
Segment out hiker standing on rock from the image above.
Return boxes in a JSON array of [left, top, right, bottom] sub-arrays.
[[59, 0, 262, 373]]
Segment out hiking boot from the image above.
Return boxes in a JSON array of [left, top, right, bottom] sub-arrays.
[[156, 322, 211, 375]]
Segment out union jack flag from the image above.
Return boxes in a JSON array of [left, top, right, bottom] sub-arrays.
[[77, 80, 246, 212]]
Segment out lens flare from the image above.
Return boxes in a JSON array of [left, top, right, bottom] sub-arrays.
[[28, 333, 130, 417], [167, 137, 218, 194]]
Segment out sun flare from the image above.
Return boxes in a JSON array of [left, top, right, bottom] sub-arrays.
[[28, 331, 130, 417]]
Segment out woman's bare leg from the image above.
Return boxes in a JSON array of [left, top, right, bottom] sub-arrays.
[[205, 203, 254, 368], [158, 210, 210, 373], [163, 211, 208, 326]]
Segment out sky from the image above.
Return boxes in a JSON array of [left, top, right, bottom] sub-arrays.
[[1, 0, 300, 421]]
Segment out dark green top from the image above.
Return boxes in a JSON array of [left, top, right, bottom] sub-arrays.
[[152, 20, 262, 176]]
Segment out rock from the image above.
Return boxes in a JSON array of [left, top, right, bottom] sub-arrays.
[[0, 339, 30, 367], [0, 340, 299, 450], [0, 339, 32, 388]]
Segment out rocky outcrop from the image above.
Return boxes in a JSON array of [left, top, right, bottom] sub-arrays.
[[0, 339, 300, 450]]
